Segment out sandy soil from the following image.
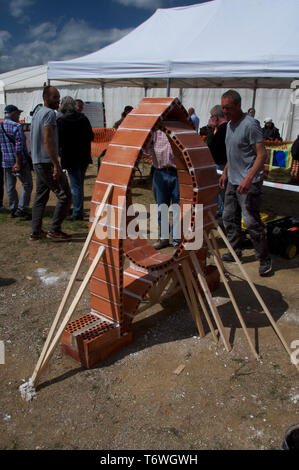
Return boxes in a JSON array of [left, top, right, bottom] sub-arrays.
[[0, 163, 298, 451]]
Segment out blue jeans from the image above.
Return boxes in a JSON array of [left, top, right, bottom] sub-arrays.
[[216, 163, 226, 217], [152, 167, 180, 243], [4, 163, 33, 213], [67, 166, 87, 218]]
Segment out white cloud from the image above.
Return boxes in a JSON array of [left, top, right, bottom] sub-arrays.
[[9, 0, 35, 18], [0, 31, 11, 49], [0, 19, 132, 73], [28, 22, 57, 41], [113, 0, 164, 9]]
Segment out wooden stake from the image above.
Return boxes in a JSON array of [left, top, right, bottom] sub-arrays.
[[181, 261, 205, 338], [203, 231, 259, 360], [33, 246, 105, 386], [173, 265, 201, 334], [31, 183, 112, 380], [209, 229, 225, 272], [188, 267, 218, 344], [190, 252, 231, 352], [208, 210, 299, 371]]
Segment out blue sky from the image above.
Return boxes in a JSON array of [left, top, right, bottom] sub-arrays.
[[0, 0, 210, 73]]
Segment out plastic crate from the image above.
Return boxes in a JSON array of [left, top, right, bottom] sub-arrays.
[[266, 216, 299, 259]]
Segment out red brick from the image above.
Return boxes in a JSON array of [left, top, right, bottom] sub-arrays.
[[111, 129, 149, 148]]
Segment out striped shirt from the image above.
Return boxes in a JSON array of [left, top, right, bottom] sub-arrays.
[[0, 118, 26, 168], [150, 130, 176, 169]]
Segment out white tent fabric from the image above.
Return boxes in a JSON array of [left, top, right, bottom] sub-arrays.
[[48, 0, 299, 89], [0, 65, 104, 123], [0, 66, 296, 139]]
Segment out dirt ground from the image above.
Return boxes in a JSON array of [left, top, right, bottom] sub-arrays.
[[0, 161, 299, 451]]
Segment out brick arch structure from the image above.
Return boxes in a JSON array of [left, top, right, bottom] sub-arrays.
[[62, 98, 220, 367]]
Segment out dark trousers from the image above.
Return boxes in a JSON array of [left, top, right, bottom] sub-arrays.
[[32, 163, 72, 234], [222, 181, 269, 260]]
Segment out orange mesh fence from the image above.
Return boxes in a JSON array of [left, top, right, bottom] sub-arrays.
[[91, 128, 116, 157]]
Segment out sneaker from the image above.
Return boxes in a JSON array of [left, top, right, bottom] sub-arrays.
[[221, 251, 242, 262], [153, 239, 169, 250], [15, 209, 31, 220], [46, 230, 72, 240], [29, 230, 47, 241], [0, 206, 9, 213], [259, 257, 272, 276]]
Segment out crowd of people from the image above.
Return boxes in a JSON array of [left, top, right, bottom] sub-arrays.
[[0, 86, 95, 239], [0, 88, 284, 276]]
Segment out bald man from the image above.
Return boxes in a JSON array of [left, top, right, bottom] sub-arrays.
[[30, 86, 72, 240]]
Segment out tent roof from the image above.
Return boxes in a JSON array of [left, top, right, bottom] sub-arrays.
[[0, 65, 77, 92], [48, 0, 299, 89]]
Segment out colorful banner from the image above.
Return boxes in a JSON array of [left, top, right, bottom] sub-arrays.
[[264, 141, 297, 183]]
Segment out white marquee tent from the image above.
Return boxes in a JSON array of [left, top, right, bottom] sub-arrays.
[[2, 0, 299, 136], [46, 0, 299, 138], [48, 0, 299, 88]]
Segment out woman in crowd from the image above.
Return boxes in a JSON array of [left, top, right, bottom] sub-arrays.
[[57, 96, 94, 220], [262, 118, 282, 141]]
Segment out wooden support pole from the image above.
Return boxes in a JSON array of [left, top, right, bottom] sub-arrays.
[[208, 210, 299, 371], [203, 231, 259, 360], [32, 246, 105, 386], [31, 183, 113, 380], [173, 265, 201, 335], [181, 261, 205, 338], [209, 229, 225, 272], [188, 267, 219, 344], [190, 252, 231, 352]]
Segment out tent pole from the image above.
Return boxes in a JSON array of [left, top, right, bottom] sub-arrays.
[[166, 78, 171, 97], [286, 83, 297, 141], [101, 83, 106, 128], [179, 88, 183, 103], [252, 79, 258, 108]]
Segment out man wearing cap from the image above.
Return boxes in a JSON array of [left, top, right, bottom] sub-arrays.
[[220, 90, 272, 276], [0, 105, 33, 219], [262, 118, 282, 141], [30, 85, 72, 240]]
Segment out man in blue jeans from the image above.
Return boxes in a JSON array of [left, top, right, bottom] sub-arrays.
[[149, 130, 180, 249], [0, 105, 33, 219]]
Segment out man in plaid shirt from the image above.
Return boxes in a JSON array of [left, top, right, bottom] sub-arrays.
[[150, 129, 180, 250], [0, 105, 33, 219]]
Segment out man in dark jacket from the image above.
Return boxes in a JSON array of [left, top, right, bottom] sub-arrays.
[[57, 96, 94, 220], [207, 105, 228, 217]]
